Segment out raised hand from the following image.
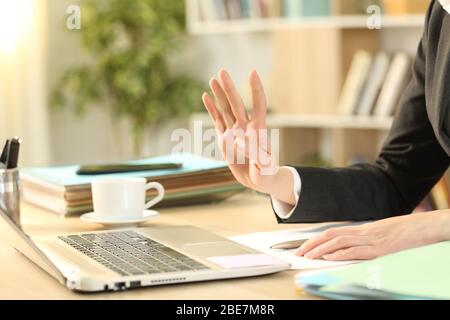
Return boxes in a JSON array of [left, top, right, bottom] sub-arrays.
[[202, 69, 296, 205]]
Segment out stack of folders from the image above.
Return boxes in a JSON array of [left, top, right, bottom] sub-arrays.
[[21, 153, 245, 216], [296, 241, 450, 300]]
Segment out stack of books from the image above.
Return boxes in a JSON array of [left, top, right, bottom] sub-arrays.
[[337, 50, 412, 118], [21, 153, 245, 216]]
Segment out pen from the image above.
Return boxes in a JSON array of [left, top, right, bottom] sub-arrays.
[[270, 239, 308, 250], [0, 139, 10, 166], [6, 137, 21, 169]]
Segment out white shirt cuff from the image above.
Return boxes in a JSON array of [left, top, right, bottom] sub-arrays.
[[271, 166, 301, 220]]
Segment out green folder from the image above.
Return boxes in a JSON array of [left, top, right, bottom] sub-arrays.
[[297, 241, 450, 300]]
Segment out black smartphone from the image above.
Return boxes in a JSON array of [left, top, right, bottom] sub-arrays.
[[76, 162, 182, 175]]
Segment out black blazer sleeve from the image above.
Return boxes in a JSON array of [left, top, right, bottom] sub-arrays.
[[275, 0, 450, 223]]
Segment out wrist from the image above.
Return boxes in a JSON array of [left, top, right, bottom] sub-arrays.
[[434, 210, 450, 242], [266, 167, 297, 206]]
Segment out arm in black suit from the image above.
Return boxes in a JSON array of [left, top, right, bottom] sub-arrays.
[[276, 0, 450, 223]]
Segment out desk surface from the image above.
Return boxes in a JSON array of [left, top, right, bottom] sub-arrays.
[[0, 191, 323, 300]]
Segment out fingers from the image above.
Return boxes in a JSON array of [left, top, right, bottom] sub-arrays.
[[323, 246, 377, 261], [302, 235, 370, 260], [249, 70, 267, 124], [209, 78, 235, 128], [249, 70, 270, 156], [222, 159, 254, 189], [202, 93, 225, 134], [235, 137, 272, 170], [219, 133, 256, 190], [235, 137, 249, 161], [295, 226, 362, 257], [219, 69, 249, 125]]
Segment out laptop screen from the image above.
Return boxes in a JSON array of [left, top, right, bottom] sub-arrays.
[[0, 205, 65, 285]]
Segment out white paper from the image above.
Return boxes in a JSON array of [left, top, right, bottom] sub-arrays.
[[229, 223, 366, 270]]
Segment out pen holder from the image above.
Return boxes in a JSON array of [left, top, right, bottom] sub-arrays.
[[0, 168, 21, 227]]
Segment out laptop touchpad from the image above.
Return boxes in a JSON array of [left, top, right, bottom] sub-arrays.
[[182, 241, 254, 258]]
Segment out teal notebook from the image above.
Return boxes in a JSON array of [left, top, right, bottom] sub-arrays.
[[22, 153, 229, 190], [297, 241, 450, 300]]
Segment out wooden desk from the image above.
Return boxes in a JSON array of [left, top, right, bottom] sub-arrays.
[[0, 191, 322, 300]]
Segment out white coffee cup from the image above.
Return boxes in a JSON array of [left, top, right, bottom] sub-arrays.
[[91, 178, 165, 220]]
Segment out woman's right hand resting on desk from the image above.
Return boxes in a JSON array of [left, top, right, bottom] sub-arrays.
[[201, 69, 297, 207], [201, 69, 450, 262]]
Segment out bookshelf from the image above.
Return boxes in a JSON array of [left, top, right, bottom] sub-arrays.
[[191, 113, 393, 130], [190, 113, 392, 166], [185, 0, 426, 166], [187, 15, 426, 35]]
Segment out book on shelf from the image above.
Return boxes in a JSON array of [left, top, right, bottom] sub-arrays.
[[225, 0, 243, 20], [283, 0, 301, 17], [198, 0, 219, 21], [338, 50, 412, 117], [239, 0, 251, 18], [301, 0, 331, 17], [196, 0, 333, 21], [266, 0, 282, 17], [21, 153, 245, 216], [373, 52, 411, 117], [215, 0, 228, 20], [333, 0, 381, 15], [197, 0, 266, 20], [356, 52, 390, 116], [337, 50, 374, 116], [251, 0, 266, 18], [283, 0, 331, 17], [381, 0, 430, 15]]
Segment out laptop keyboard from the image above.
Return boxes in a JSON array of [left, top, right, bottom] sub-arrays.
[[58, 231, 209, 276]]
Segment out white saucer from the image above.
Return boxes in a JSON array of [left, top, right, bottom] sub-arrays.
[[80, 210, 160, 227]]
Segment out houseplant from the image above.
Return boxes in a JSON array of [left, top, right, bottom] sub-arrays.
[[52, 0, 204, 155]]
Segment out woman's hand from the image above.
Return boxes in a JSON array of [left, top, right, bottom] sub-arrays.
[[296, 211, 450, 261], [202, 69, 297, 206]]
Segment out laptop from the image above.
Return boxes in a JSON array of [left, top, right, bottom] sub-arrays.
[[0, 206, 289, 292]]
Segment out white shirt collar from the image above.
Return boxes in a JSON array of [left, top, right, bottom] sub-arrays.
[[440, 0, 450, 14]]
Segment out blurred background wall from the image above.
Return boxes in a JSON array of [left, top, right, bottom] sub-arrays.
[[0, 0, 428, 166], [0, 0, 49, 165], [46, 0, 274, 165]]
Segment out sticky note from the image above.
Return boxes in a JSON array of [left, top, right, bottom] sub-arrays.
[[208, 254, 283, 269]]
